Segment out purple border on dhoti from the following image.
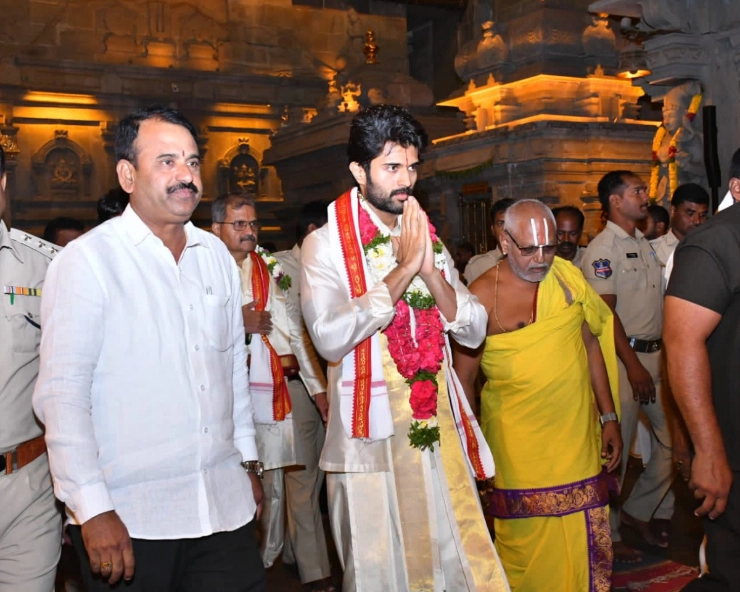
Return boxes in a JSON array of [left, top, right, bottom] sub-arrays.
[[487, 471, 609, 519], [585, 506, 612, 592]]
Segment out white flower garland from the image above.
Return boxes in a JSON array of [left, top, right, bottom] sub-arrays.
[[255, 245, 292, 292]]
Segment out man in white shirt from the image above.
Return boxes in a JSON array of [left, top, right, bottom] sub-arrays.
[[212, 195, 333, 591], [33, 105, 266, 592], [650, 183, 709, 268]]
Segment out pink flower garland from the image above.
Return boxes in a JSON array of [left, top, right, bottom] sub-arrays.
[[358, 204, 446, 438]]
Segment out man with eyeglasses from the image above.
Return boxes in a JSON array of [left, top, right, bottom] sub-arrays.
[[211, 194, 332, 589], [582, 170, 672, 563], [454, 198, 621, 591]]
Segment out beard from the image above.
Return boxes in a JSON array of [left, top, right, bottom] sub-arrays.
[[508, 254, 551, 283], [364, 176, 413, 216]]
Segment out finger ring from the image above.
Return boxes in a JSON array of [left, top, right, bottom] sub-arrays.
[[100, 561, 112, 571]]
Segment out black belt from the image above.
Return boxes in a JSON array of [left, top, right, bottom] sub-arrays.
[[286, 375, 301, 382], [628, 338, 662, 353]]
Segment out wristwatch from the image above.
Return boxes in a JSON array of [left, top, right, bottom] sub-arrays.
[[599, 412, 619, 426], [241, 460, 264, 479]]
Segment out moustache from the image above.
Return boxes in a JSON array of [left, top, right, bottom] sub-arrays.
[[167, 182, 199, 195], [390, 187, 413, 198], [558, 241, 576, 250], [240, 235, 256, 243]]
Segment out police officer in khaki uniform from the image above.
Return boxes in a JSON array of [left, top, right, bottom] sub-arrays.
[[0, 146, 62, 590], [582, 170, 674, 561]]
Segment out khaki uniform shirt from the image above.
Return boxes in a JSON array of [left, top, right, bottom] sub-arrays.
[[0, 222, 57, 450], [581, 221, 662, 340], [464, 247, 503, 284]]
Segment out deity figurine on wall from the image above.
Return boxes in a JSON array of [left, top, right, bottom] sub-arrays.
[[649, 81, 705, 206]]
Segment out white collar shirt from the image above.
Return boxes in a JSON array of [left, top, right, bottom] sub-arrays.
[[33, 206, 258, 539]]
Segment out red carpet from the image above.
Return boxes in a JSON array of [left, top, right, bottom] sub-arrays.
[[612, 558, 699, 591]]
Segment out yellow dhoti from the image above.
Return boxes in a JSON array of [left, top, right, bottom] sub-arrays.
[[481, 258, 618, 592]]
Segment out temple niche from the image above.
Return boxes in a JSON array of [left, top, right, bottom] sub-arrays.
[[31, 131, 92, 201], [220, 140, 261, 198]]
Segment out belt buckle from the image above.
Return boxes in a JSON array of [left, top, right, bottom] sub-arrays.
[[0, 450, 16, 475], [648, 340, 660, 353]]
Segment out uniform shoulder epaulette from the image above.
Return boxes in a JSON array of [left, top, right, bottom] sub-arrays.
[[9, 228, 60, 260]]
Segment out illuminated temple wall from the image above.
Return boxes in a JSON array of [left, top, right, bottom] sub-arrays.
[[5, 0, 735, 249], [0, 0, 410, 241]]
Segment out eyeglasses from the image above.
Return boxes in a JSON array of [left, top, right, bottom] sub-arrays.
[[219, 220, 262, 231], [505, 230, 558, 257]]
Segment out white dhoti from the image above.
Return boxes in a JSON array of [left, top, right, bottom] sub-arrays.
[[256, 379, 301, 568], [326, 336, 509, 592]]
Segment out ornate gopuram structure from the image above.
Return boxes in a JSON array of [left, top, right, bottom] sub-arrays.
[[0, 0, 413, 243], [592, 0, 740, 210], [419, 0, 660, 249]]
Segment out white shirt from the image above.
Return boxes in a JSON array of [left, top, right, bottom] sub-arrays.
[[33, 206, 258, 539], [650, 229, 679, 268]]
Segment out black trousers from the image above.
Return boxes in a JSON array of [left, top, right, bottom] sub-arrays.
[[684, 471, 740, 591], [69, 520, 266, 592]]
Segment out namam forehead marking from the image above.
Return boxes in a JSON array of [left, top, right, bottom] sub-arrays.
[[522, 217, 552, 245]]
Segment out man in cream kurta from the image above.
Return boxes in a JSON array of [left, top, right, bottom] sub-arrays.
[[212, 195, 329, 579], [301, 105, 508, 592]]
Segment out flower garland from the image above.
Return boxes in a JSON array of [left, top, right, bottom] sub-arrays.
[[358, 200, 447, 451], [256, 245, 292, 292], [649, 92, 703, 203]]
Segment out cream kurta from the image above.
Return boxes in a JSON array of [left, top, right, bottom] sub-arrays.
[[301, 191, 509, 592], [240, 254, 324, 469]]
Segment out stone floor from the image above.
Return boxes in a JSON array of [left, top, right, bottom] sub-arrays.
[[59, 456, 705, 591]]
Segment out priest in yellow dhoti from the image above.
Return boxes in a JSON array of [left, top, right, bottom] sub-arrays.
[[454, 199, 623, 592], [302, 105, 509, 592]]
